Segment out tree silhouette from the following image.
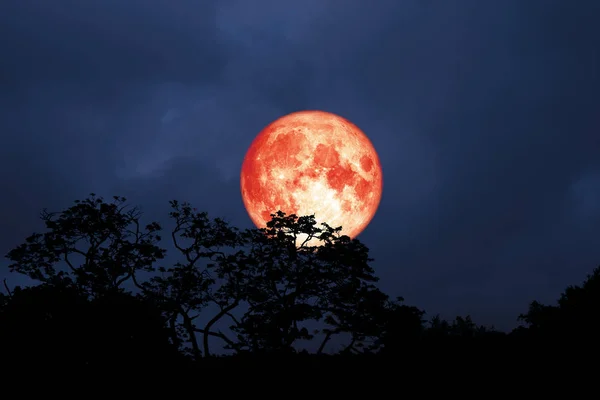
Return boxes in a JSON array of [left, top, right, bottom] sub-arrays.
[[518, 266, 600, 340], [5, 194, 164, 297], [4, 194, 600, 367], [425, 315, 501, 338], [370, 298, 425, 354], [225, 212, 383, 354], [143, 207, 386, 356], [141, 200, 243, 358]]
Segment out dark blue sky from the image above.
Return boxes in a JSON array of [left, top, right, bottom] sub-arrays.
[[1, 0, 599, 330]]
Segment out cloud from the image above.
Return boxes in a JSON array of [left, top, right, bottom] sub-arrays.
[[0, 0, 227, 86]]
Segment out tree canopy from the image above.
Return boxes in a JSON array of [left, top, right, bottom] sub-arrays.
[[1, 194, 599, 368]]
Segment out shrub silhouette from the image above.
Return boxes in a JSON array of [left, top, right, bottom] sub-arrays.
[[0, 283, 180, 369]]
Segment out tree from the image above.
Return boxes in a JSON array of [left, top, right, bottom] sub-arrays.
[[4, 195, 393, 358], [370, 298, 425, 354], [141, 200, 244, 359], [146, 208, 386, 356], [5, 194, 165, 297], [224, 212, 383, 354], [518, 266, 600, 339], [318, 285, 391, 354]]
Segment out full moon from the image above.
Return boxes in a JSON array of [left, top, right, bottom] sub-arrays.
[[240, 110, 383, 244]]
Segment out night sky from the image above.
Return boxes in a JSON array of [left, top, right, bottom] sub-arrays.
[[1, 0, 599, 331]]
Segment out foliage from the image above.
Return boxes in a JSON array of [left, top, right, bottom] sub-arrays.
[[224, 212, 384, 354], [518, 266, 600, 338], [142, 207, 387, 356], [141, 200, 244, 358], [2, 194, 600, 366], [5, 195, 164, 297]]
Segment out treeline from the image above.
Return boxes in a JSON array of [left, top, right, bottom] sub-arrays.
[[0, 194, 598, 369]]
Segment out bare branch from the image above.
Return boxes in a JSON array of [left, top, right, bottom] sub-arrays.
[[317, 328, 343, 355], [2, 279, 12, 297], [62, 251, 77, 273], [194, 327, 235, 348], [201, 300, 240, 356]]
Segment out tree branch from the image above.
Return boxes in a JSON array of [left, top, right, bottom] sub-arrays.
[[342, 338, 357, 354], [180, 307, 202, 360], [202, 300, 240, 356], [194, 327, 235, 348], [62, 251, 77, 273], [115, 272, 133, 287], [317, 329, 340, 355], [2, 279, 12, 297]]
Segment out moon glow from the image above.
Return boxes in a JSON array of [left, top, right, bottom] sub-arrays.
[[240, 110, 383, 244]]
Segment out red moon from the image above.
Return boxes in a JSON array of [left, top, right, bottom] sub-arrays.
[[240, 110, 383, 244]]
